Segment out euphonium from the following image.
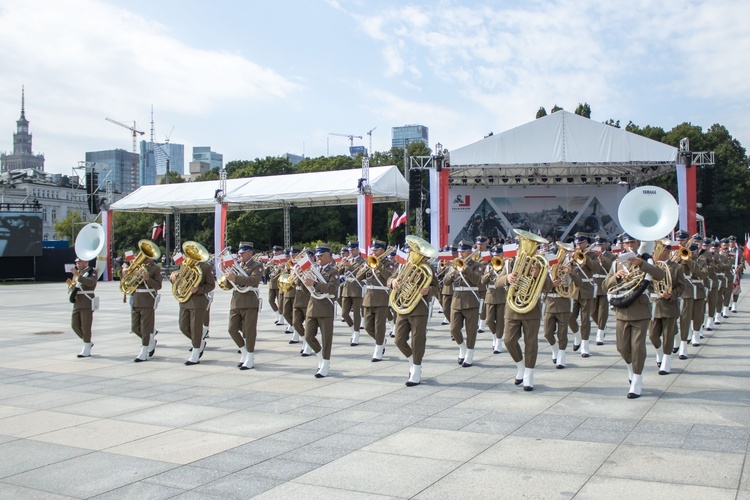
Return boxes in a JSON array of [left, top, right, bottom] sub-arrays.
[[120, 239, 161, 295], [507, 229, 549, 314], [551, 242, 576, 299], [389, 235, 438, 314], [172, 241, 210, 303]]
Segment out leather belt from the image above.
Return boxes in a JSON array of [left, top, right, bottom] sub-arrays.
[[593, 274, 607, 279], [454, 286, 478, 291]]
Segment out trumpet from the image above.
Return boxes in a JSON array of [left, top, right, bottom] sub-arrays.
[[672, 246, 692, 262]]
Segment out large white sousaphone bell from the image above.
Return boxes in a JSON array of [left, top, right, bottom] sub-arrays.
[[74, 223, 107, 278], [618, 186, 679, 255]]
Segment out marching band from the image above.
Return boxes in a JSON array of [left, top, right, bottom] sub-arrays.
[[64, 200, 746, 397]]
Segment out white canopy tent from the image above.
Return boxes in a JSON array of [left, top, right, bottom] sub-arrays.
[[111, 165, 408, 213], [449, 110, 679, 186]]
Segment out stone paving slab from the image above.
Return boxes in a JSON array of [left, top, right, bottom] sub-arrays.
[[0, 281, 748, 498]]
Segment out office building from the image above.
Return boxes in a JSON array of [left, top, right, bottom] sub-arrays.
[[391, 124, 429, 149], [85, 149, 138, 194], [192, 146, 223, 170], [1, 87, 45, 173]]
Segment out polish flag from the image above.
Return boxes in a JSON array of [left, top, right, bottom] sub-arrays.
[[743, 233, 750, 265], [273, 254, 288, 264], [611, 244, 622, 254], [395, 249, 408, 265], [260, 255, 270, 263], [544, 252, 559, 265], [173, 252, 185, 266], [590, 245, 602, 255], [502, 243, 518, 258], [437, 250, 453, 261], [151, 222, 164, 241], [389, 212, 399, 233], [480, 250, 492, 262], [124, 250, 135, 262], [333, 255, 342, 263], [221, 253, 235, 267], [390, 212, 407, 232], [295, 254, 313, 271]]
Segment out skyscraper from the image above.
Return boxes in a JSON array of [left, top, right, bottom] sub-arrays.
[[192, 146, 223, 170], [1, 87, 45, 173], [139, 140, 185, 185], [391, 124, 429, 149], [85, 149, 138, 194]]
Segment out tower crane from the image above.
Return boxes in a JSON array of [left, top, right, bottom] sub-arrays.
[[366, 127, 377, 157], [105, 117, 145, 192], [329, 132, 363, 147]]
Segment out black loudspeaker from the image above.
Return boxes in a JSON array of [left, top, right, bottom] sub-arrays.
[[409, 169, 422, 207]]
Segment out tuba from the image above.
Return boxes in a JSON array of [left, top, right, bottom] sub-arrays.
[[172, 241, 210, 303], [69, 223, 106, 302], [607, 186, 679, 308], [389, 235, 438, 315], [507, 229, 549, 314], [120, 240, 161, 295], [551, 242, 577, 299]]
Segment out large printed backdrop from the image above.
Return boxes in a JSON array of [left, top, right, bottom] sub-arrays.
[[449, 185, 627, 244]]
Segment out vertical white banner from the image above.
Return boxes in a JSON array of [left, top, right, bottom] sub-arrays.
[[429, 168, 440, 249], [214, 203, 227, 276]]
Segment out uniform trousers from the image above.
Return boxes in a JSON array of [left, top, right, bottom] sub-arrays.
[[228, 308, 259, 351], [569, 298, 593, 340], [450, 307, 479, 349], [441, 295, 453, 322], [131, 307, 155, 346], [305, 316, 334, 359], [394, 314, 427, 365], [615, 318, 649, 374], [680, 298, 705, 340], [282, 296, 294, 325], [179, 308, 206, 349], [486, 302, 506, 339], [342, 296, 363, 329], [544, 312, 570, 350], [364, 306, 389, 345], [478, 292, 487, 321], [707, 286, 719, 317], [591, 295, 610, 329], [722, 281, 733, 307], [268, 288, 280, 312], [504, 317, 540, 368], [72, 309, 93, 343], [649, 317, 678, 355], [293, 305, 307, 337]]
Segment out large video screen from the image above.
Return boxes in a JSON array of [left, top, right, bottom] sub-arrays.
[[0, 212, 43, 257]]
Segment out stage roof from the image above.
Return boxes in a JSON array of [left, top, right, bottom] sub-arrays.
[[110, 165, 408, 214], [449, 110, 679, 186]]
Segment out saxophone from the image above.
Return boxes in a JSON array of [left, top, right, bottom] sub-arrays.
[[389, 235, 438, 315], [172, 241, 210, 303], [507, 229, 549, 314]]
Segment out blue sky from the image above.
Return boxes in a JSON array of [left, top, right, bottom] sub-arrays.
[[1, 0, 748, 176]]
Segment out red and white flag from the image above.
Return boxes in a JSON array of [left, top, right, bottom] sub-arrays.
[[590, 245, 602, 255], [611, 244, 622, 254], [124, 250, 135, 262], [744, 233, 750, 265], [395, 248, 408, 265], [173, 252, 185, 266], [390, 212, 407, 232], [151, 222, 164, 241], [272, 254, 288, 264], [295, 253, 313, 271], [437, 250, 453, 261], [260, 255, 270, 263], [221, 253, 235, 267], [333, 255, 342, 264], [544, 252, 559, 265], [503, 243, 518, 258], [480, 250, 492, 262]]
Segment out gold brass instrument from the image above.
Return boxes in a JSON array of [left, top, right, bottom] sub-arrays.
[[172, 241, 210, 303], [507, 229, 549, 314], [672, 246, 692, 262], [278, 260, 297, 293], [452, 249, 479, 273], [551, 242, 577, 299], [490, 256, 505, 272], [608, 238, 668, 304], [216, 247, 253, 293], [572, 247, 589, 266], [366, 246, 396, 269], [120, 239, 161, 295], [389, 235, 438, 314], [652, 238, 673, 296]]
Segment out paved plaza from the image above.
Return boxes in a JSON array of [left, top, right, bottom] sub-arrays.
[[0, 280, 749, 499]]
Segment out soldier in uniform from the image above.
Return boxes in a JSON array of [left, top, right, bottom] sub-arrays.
[[341, 241, 365, 346], [304, 245, 340, 377], [356, 240, 396, 361], [475, 236, 490, 333], [443, 240, 483, 367], [439, 245, 458, 326], [67, 257, 98, 358], [604, 233, 665, 398], [728, 235, 745, 312], [129, 254, 162, 362], [592, 235, 616, 345], [481, 245, 507, 354], [171, 255, 216, 365], [715, 240, 733, 322], [497, 257, 552, 391], [225, 242, 264, 370], [648, 241, 686, 375], [568, 233, 605, 357], [691, 235, 711, 347], [281, 247, 301, 336], [674, 231, 707, 359], [389, 251, 439, 387], [543, 251, 581, 369], [701, 239, 721, 333], [267, 245, 284, 326], [294, 250, 314, 356]]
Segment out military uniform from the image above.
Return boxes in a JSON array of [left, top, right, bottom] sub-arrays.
[[341, 242, 365, 345], [675, 233, 707, 359], [568, 233, 605, 356], [227, 243, 264, 369], [702, 241, 721, 332], [293, 262, 312, 355], [130, 260, 163, 361], [355, 240, 396, 360], [304, 246, 340, 377], [267, 246, 284, 324], [178, 260, 216, 365], [592, 237, 616, 345], [281, 248, 301, 336], [481, 247, 508, 354], [648, 255, 686, 375], [543, 259, 581, 369], [69, 259, 98, 358], [604, 234, 666, 398], [443, 240, 483, 367]]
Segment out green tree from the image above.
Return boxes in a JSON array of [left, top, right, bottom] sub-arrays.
[[53, 209, 89, 244], [574, 102, 591, 118], [603, 118, 620, 128], [160, 171, 185, 184], [551, 104, 563, 113], [113, 212, 165, 256], [536, 107, 547, 119]]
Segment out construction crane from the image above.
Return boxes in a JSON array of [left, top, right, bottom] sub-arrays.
[[366, 127, 377, 157], [106, 117, 145, 193], [329, 132, 363, 147]]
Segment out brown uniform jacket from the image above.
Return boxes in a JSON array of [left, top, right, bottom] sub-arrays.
[[651, 260, 686, 318], [180, 261, 216, 310], [73, 267, 98, 310], [306, 262, 340, 318], [341, 255, 365, 298], [571, 253, 604, 300], [497, 270, 553, 321], [230, 259, 264, 309], [482, 262, 508, 305], [544, 267, 582, 314], [444, 258, 483, 310], [604, 259, 665, 321], [357, 259, 395, 307], [131, 262, 163, 308]]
